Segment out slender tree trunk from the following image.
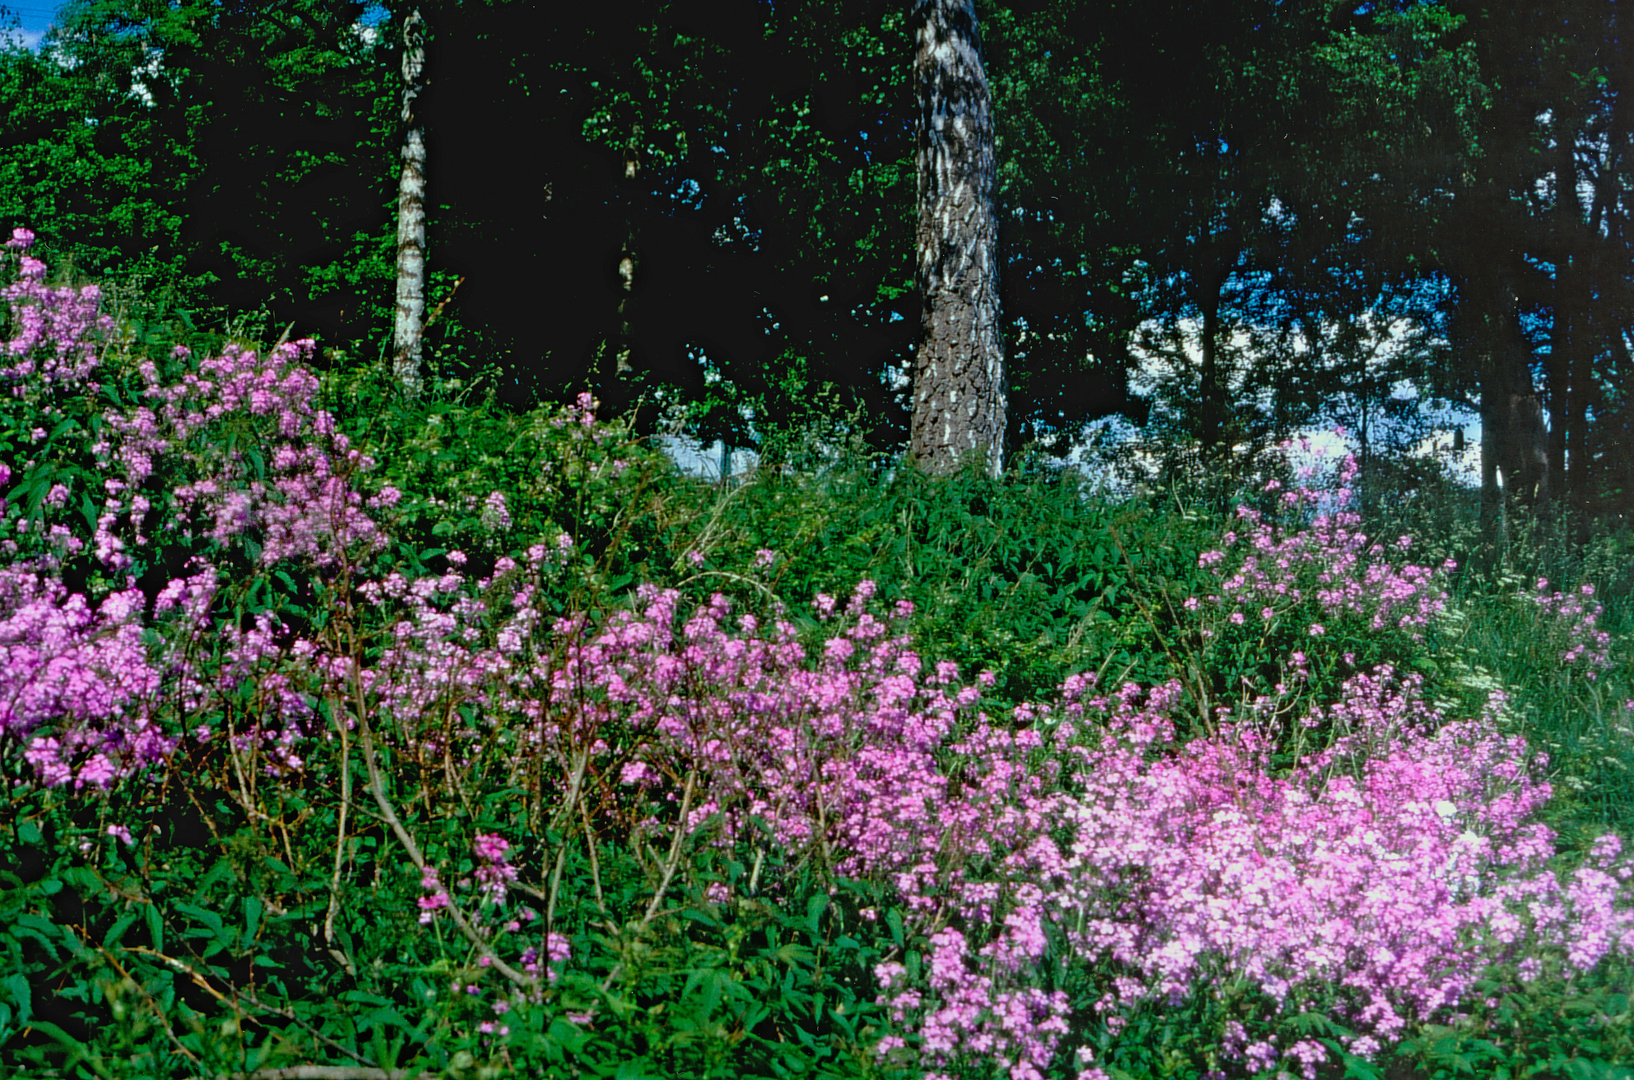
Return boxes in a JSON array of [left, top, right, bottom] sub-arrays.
[[1485, 270, 1550, 511], [1185, 238, 1237, 472], [1545, 260, 1573, 517], [1569, 250, 1594, 521], [615, 136, 641, 376], [1548, 106, 1583, 521], [1479, 357, 1500, 537], [1197, 289, 1224, 462], [392, 8, 428, 397], [1468, 265, 1548, 539], [909, 0, 1004, 476]]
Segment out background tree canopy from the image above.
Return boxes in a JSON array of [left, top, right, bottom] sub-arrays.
[[1, 0, 1631, 520]]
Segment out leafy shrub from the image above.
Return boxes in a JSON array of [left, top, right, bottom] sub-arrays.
[[1, 231, 1633, 1080]]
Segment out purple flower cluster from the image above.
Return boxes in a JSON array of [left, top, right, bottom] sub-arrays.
[[0, 238, 388, 788], [415, 829, 566, 1043], [1188, 456, 1451, 641], [96, 340, 387, 569], [418, 833, 522, 913], [0, 235, 1630, 1079], [359, 562, 1627, 1079], [1530, 578, 1612, 673], [0, 570, 173, 787], [1, 227, 110, 395], [472, 832, 519, 901], [1028, 669, 1631, 1077]]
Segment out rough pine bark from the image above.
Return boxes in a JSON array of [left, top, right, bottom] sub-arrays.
[[392, 8, 428, 397], [909, 0, 1004, 476]]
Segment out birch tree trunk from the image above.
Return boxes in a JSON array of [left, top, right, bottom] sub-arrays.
[[615, 139, 641, 375], [909, 0, 1004, 476], [392, 8, 428, 398]]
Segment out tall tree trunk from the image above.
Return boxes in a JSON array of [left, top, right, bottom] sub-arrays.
[[909, 0, 1004, 476], [392, 8, 428, 398], [1548, 105, 1584, 521], [1182, 231, 1238, 475], [1468, 264, 1547, 540], [615, 135, 641, 376], [1478, 268, 1550, 520], [1198, 293, 1222, 462], [1478, 352, 1500, 537]]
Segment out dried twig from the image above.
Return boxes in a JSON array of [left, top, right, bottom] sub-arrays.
[[322, 693, 357, 976], [641, 769, 696, 926], [422, 275, 465, 332], [97, 945, 201, 1066], [544, 745, 593, 930], [599, 770, 697, 993]]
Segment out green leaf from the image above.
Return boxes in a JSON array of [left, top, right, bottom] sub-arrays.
[[340, 990, 393, 1006], [59, 866, 99, 893], [1326, 1041, 1384, 1080], [885, 907, 904, 948], [11, 913, 58, 949], [20, 1020, 105, 1076], [103, 911, 137, 950], [243, 895, 262, 943], [804, 890, 829, 934], [614, 1058, 659, 1080], [548, 1017, 589, 1054], [144, 902, 164, 952], [1, 972, 31, 1027], [175, 901, 224, 933]]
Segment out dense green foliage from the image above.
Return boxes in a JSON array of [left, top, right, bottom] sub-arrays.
[[2, 320, 1633, 1076], [0, 211, 1626, 1073], [2, 0, 1634, 1075], [0, 0, 1630, 525]]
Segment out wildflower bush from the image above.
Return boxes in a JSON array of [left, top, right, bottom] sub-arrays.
[[2, 230, 1633, 1080]]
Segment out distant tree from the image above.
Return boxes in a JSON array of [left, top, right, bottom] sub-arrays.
[[0, 0, 395, 339], [1050, 0, 1485, 496], [908, 0, 1004, 475], [979, 1, 1144, 455], [1441, 0, 1634, 526]]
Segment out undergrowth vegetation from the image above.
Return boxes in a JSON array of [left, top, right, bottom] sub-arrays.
[[2, 231, 1634, 1080]]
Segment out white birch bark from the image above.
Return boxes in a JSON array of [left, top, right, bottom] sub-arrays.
[[392, 8, 428, 397]]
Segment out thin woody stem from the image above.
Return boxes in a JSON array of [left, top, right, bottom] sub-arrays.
[[353, 701, 535, 988]]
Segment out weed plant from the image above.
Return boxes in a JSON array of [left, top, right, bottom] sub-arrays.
[[1, 232, 1633, 1080]]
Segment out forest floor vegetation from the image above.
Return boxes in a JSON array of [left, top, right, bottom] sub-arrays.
[[1, 232, 1633, 1080]]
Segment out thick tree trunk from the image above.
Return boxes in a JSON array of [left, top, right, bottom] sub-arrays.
[[909, 0, 1004, 476], [392, 8, 428, 398]]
